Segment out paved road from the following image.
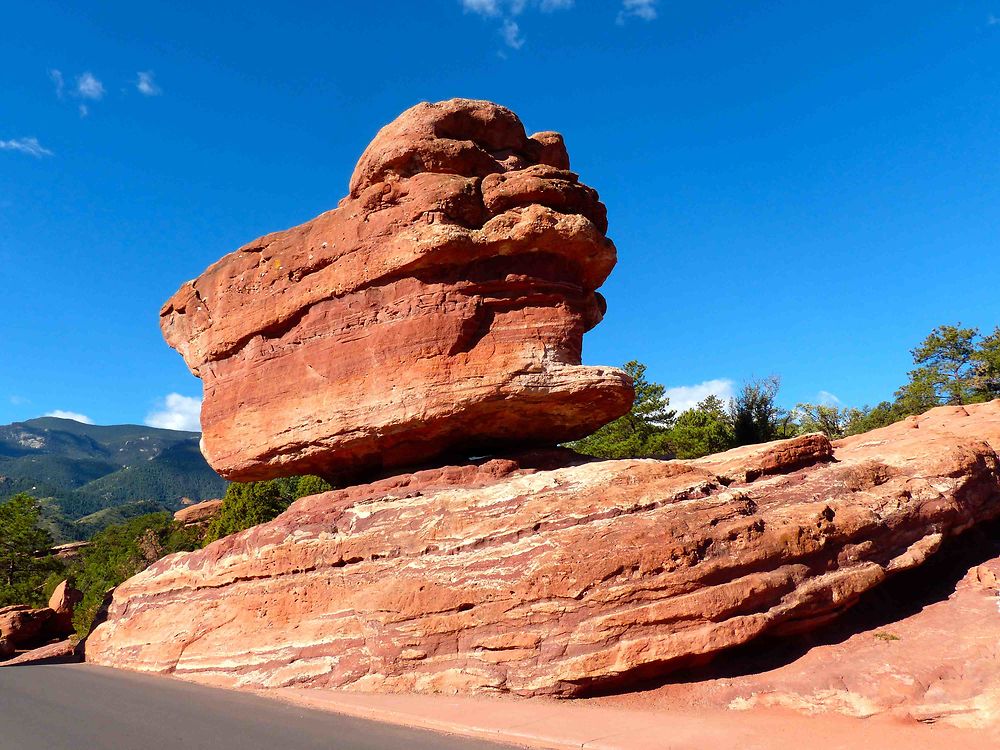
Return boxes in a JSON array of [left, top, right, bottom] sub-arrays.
[[0, 663, 516, 750]]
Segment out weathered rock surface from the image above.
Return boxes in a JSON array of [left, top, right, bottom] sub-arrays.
[[86, 401, 1000, 697], [47, 580, 83, 636], [0, 638, 78, 667], [0, 606, 55, 657], [0, 581, 81, 660], [161, 98, 632, 482], [173, 498, 223, 527], [51, 541, 89, 561], [596, 544, 1000, 730]]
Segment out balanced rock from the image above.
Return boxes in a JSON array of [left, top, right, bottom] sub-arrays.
[[161, 98, 633, 482], [85, 401, 1000, 696]]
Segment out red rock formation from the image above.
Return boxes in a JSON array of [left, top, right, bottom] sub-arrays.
[[47, 580, 83, 636], [161, 98, 632, 482], [0, 606, 54, 645], [596, 549, 1000, 730], [173, 499, 223, 527], [86, 401, 1000, 697]]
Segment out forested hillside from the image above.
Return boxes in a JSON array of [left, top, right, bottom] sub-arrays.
[[0, 417, 227, 540]]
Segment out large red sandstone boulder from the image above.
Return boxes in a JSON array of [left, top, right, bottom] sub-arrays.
[[85, 402, 1000, 697], [161, 98, 633, 482]]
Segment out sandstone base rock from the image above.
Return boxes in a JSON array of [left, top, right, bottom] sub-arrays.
[[86, 402, 1000, 697], [595, 545, 1000, 730]]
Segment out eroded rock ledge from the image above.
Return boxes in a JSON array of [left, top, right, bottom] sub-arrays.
[[86, 401, 1000, 697]]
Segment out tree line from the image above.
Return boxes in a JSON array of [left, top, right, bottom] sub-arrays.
[[572, 323, 1000, 459]]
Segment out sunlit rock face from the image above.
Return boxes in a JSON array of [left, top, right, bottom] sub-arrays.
[[161, 98, 633, 482], [85, 403, 1000, 698]]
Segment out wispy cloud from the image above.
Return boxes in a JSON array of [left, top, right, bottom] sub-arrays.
[[462, 0, 574, 50], [664, 378, 736, 413], [990, 14, 1000, 26], [0, 137, 53, 158], [463, 0, 574, 15], [501, 19, 525, 48], [76, 71, 104, 100], [45, 410, 94, 424], [49, 69, 65, 98], [817, 390, 842, 406], [145, 393, 202, 432], [136, 71, 161, 96], [9, 395, 30, 406], [617, 0, 657, 25], [51, 69, 105, 116], [462, 0, 500, 14]]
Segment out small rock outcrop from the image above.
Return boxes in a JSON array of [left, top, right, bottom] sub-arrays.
[[173, 499, 223, 527], [0, 580, 82, 661], [86, 402, 1000, 696], [0, 606, 55, 652], [161, 99, 633, 482], [47, 580, 83, 636]]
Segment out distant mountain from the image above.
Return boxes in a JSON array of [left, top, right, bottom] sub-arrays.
[[0, 417, 228, 539]]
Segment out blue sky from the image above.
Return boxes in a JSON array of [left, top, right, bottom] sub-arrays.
[[1, 1, 998, 429]]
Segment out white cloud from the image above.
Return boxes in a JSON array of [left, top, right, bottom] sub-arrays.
[[463, 0, 573, 50], [136, 71, 161, 96], [45, 410, 94, 424], [501, 19, 525, 48], [462, 0, 500, 15], [0, 137, 53, 157], [990, 14, 1000, 26], [145, 393, 202, 431], [817, 390, 842, 406], [664, 378, 736, 413], [76, 72, 104, 100], [617, 0, 657, 24], [78, 104, 89, 118], [49, 69, 65, 98], [9, 395, 29, 406], [464, 0, 573, 14]]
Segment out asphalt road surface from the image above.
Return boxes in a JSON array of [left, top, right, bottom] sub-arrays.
[[0, 663, 517, 750]]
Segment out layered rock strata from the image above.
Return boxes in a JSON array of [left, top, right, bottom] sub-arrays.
[[161, 98, 632, 482], [86, 401, 1000, 697]]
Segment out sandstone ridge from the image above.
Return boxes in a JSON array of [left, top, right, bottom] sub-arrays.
[[86, 401, 1000, 699], [161, 98, 633, 482]]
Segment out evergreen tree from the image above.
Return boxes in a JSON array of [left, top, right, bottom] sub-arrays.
[[203, 475, 332, 543], [729, 376, 782, 446], [667, 395, 735, 458], [902, 324, 980, 406], [571, 361, 676, 459], [0, 493, 61, 606]]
